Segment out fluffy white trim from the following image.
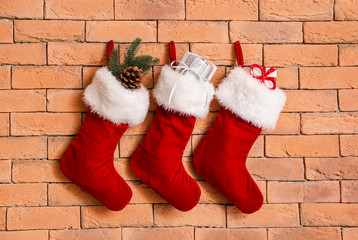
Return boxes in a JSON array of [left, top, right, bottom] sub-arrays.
[[83, 67, 149, 126], [216, 67, 286, 130], [153, 65, 214, 119]]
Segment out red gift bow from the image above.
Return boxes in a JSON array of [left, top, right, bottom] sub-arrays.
[[250, 64, 277, 90]]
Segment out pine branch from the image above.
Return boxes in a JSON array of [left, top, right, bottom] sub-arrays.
[[124, 38, 141, 68], [108, 49, 121, 77], [131, 55, 160, 76]]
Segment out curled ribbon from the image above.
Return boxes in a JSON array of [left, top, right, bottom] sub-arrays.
[[250, 64, 277, 90], [168, 60, 209, 108]]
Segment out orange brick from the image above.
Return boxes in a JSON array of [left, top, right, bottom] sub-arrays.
[[198, 181, 229, 204], [343, 228, 358, 240], [283, 90, 337, 112], [266, 135, 339, 157], [119, 135, 145, 158], [192, 134, 205, 153], [158, 21, 228, 43], [300, 67, 358, 89], [183, 157, 201, 180], [48, 42, 107, 66], [0, 160, 11, 182], [0, 113, 9, 136], [114, 159, 139, 180], [7, 206, 80, 230], [0, 66, 10, 89], [247, 158, 304, 181], [86, 21, 157, 42], [82, 205, 153, 228], [301, 203, 358, 226], [230, 21, 302, 44], [302, 113, 358, 134], [304, 22, 358, 43], [268, 181, 340, 203], [276, 67, 298, 89], [191, 44, 262, 66], [128, 181, 164, 203], [195, 228, 266, 240], [0, 43, 46, 65], [48, 137, 74, 160], [186, 0, 258, 20], [260, 0, 333, 21], [12, 160, 70, 183], [339, 44, 358, 66], [227, 204, 299, 227], [47, 90, 86, 112], [116, 0, 184, 20], [268, 227, 341, 240], [123, 227, 193, 240], [0, 137, 47, 160], [11, 113, 81, 136], [45, 0, 113, 20], [0, 230, 48, 240], [154, 204, 225, 227], [50, 229, 121, 240], [124, 113, 154, 135], [120, 43, 189, 66], [341, 135, 358, 156], [339, 89, 358, 111], [0, 21, 13, 43], [0, 90, 46, 112], [0, 207, 4, 229], [342, 181, 358, 202], [12, 66, 82, 89], [15, 20, 84, 43], [83, 67, 99, 88], [335, 0, 358, 20], [48, 183, 98, 206], [263, 113, 300, 135], [0, 0, 43, 18], [209, 66, 226, 88], [265, 45, 337, 67], [305, 157, 358, 180], [248, 135, 264, 157], [193, 112, 217, 134], [0, 183, 47, 206]]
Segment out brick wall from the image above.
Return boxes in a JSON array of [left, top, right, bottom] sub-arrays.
[[0, 0, 357, 239]]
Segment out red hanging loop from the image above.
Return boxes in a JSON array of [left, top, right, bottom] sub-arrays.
[[169, 41, 177, 67], [107, 40, 114, 66], [235, 41, 244, 68]]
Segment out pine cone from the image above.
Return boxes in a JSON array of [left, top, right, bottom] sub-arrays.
[[117, 66, 143, 89]]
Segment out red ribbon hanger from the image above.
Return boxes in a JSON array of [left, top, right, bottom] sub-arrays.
[[235, 41, 244, 68], [107, 40, 114, 66], [250, 64, 277, 90], [169, 41, 177, 67]]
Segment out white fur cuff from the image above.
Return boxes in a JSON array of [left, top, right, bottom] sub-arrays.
[[83, 67, 149, 126], [153, 65, 215, 119], [216, 67, 286, 130]]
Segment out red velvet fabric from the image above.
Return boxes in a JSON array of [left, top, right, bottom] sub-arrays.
[[193, 107, 263, 214], [60, 109, 132, 211], [130, 106, 201, 211]]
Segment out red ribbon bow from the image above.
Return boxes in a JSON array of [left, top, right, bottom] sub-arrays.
[[250, 64, 277, 90]]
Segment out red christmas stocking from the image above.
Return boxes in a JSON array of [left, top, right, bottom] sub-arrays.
[[130, 64, 215, 211], [60, 67, 149, 211], [193, 56, 286, 213]]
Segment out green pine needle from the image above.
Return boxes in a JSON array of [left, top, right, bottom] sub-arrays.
[[107, 38, 160, 78], [108, 49, 121, 77]]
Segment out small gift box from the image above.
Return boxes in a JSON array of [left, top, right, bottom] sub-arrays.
[[175, 51, 217, 82], [250, 64, 277, 90]]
